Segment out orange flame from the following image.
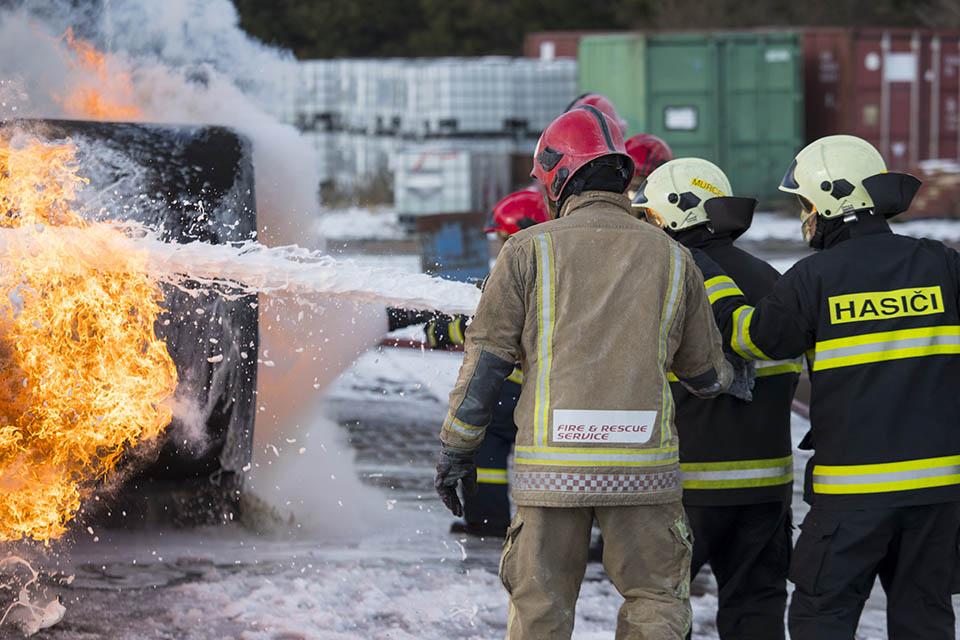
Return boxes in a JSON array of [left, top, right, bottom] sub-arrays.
[[0, 133, 177, 542], [54, 28, 141, 121]]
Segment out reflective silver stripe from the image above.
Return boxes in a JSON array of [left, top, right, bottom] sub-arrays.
[[731, 305, 770, 360], [477, 468, 508, 484], [814, 464, 960, 486], [659, 244, 684, 446], [443, 414, 483, 440], [682, 464, 794, 483], [535, 233, 555, 446], [813, 332, 960, 371], [516, 448, 678, 464], [705, 278, 742, 304], [755, 357, 803, 376]]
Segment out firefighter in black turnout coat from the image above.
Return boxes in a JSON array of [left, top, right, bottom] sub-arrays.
[[634, 158, 798, 639], [693, 135, 960, 639]]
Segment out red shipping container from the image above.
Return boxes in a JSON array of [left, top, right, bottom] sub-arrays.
[[804, 28, 960, 172], [524, 31, 610, 59]]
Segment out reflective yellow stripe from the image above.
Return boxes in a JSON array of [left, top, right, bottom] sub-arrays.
[[755, 357, 803, 377], [731, 305, 772, 361], [515, 445, 678, 468], [704, 275, 744, 304], [659, 244, 684, 446], [813, 454, 960, 494], [534, 233, 556, 447], [811, 325, 960, 372], [477, 467, 509, 484], [448, 318, 464, 345], [667, 358, 801, 384], [442, 412, 484, 441], [507, 366, 523, 384], [681, 455, 794, 489]]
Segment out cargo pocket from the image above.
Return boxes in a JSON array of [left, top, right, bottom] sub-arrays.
[[789, 511, 839, 596], [669, 514, 694, 600], [499, 513, 523, 596]]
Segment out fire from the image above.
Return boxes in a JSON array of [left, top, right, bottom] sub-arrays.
[[53, 28, 140, 121], [0, 132, 177, 542]]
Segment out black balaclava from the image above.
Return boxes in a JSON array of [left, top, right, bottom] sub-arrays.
[[556, 156, 631, 215]]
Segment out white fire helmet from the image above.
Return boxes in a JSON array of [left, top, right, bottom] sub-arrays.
[[632, 158, 731, 232], [779, 135, 890, 244]]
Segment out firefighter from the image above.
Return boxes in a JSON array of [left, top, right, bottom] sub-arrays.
[[434, 105, 753, 639], [692, 134, 960, 639], [635, 157, 799, 639], [564, 92, 629, 135], [442, 191, 550, 537], [625, 133, 674, 200]]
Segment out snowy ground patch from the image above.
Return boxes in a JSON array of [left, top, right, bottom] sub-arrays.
[[317, 206, 407, 243]]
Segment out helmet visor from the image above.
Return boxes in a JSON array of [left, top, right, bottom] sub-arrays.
[[640, 208, 664, 228], [780, 159, 800, 190], [631, 180, 649, 206], [797, 195, 816, 214]]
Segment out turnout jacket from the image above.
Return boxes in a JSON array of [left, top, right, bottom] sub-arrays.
[[697, 214, 960, 510], [672, 227, 799, 506], [440, 191, 731, 508]]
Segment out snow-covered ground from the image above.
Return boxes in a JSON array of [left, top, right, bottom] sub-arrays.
[[316, 206, 408, 243]]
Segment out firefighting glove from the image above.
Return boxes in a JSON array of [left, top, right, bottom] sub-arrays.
[[424, 314, 468, 349], [724, 353, 755, 402], [434, 445, 478, 517]]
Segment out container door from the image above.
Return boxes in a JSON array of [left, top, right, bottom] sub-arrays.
[[849, 30, 922, 171], [722, 34, 804, 201], [577, 34, 647, 135], [926, 34, 960, 162], [646, 35, 721, 165]]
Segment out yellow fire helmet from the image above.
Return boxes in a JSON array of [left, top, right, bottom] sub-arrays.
[[632, 157, 731, 232]]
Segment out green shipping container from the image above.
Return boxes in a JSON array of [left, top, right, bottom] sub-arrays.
[[579, 32, 804, 205]]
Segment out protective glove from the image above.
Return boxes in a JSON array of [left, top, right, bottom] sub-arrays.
[[434, 446, 478, 517], [424, 314, 468, 349], [723, 353, 755, 402]]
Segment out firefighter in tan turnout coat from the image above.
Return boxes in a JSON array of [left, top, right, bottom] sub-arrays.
[[434, 106, 753, 639]]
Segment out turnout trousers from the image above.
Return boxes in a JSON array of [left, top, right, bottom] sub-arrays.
[[499, 502, 693, 640], [685, 501, 791, 639], [462, 380, 519, 531], [788, 501, 960, 640]]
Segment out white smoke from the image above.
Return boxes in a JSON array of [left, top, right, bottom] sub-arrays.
[[0, 0, 401, 539], [0, 0, 314, 248]]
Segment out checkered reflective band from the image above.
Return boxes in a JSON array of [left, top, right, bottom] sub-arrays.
[[513, 470, 680, 493]]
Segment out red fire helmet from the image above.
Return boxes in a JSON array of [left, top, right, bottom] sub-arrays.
[[625, 134, 674, 181], [484, 190, 551, 234], [531, 105, 634, 204], [564, 93, 628, 136]]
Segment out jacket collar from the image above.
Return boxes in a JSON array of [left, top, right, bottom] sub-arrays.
[[672, 225, 735, 251], [559, 190, 633, 218], [822, 212, 891, 249]]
